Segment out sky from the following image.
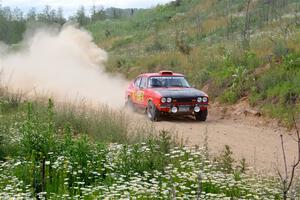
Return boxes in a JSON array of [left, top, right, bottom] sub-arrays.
[[1, 0, 173, 16]]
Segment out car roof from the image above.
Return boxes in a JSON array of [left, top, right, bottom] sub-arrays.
[[139, 71, 184, 78]]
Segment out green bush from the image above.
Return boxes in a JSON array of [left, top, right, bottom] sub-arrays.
[[0, 137, 283, 199], [54, 104, 130, 143], [273, 41, 290, 57], [243, 51, 261, 70], [249, 92, 262, 106], [214, 145, 235, 174], [0, 99, 286, 199], [111, 36, 134, 50], [220, 89, 240, 104], [0, 134, 5, 160], [85, 0, 300, 124]]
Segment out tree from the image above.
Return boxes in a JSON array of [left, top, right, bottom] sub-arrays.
[[12, 7, 23, 21], [0, 6, 25, 44], [277, 117, 300, 200], [294, 2, 300, 26], [0, 7, 10, 42], [2, 6, 12, 20], [172, 0, 182, 7], [37, 5, 51, 23], [172, 13, 191, 56], [130, 8, 134, 16], [55, 7, 66, 25], [194, 9, 203, 41], [76, 6, 90, 26], [225, 0, 234, 40], [35, 5, 66, 25], [27, 7, 37, 22], [44, 5, 51, 20], [91, 5, 106, 22], [112, 8, 121, 19], [242, 0, 252, 50]]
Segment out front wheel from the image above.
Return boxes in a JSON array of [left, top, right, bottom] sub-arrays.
[[146, 101, 160, 121], [195, 109, 208, 121]]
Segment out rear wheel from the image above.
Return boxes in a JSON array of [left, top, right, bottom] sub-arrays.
[[195, 109, 208, 121], [147, 101, 159, 121], [125, 96, 136, 112]]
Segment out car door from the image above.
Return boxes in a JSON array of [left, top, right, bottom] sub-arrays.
[[131, 76, 148, 107], [138, 76, 148, 107], [131, 76, 142, 104]]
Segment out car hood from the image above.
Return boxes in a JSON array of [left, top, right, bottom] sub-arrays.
[[152, 87, 207, 98]]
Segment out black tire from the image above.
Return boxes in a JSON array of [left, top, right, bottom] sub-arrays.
[[146, 101, 160, 121], [195, 109, 208, 121], [125, 96, 136, 112]]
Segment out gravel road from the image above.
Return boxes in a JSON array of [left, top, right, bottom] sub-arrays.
[[130, 107, 299, 172]]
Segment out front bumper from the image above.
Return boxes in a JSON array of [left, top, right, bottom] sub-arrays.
[[158, 103, 208, 114]]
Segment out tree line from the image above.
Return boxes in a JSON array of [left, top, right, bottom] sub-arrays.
[[0, 4, 139, 44]]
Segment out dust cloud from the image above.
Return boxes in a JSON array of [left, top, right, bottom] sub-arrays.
[[0, 26, 128, 107]]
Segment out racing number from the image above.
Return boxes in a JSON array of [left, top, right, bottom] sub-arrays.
[[135, 76, 147, 104], [135, 91, 144, 103]]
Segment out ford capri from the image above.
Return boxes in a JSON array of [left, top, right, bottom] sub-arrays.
[[125, 71, 208, 121]]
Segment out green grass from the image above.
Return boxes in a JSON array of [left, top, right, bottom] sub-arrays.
[[0, 101, 284, 199], [1, 0, 300, 198], [85, 0, 300, 125], [0, 87, 141, 162], [0, 90, 293, 199]]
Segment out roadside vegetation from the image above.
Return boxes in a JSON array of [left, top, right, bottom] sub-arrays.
[[1, 0, 299, 125], [86, 0, 300, 126], [1, 0, 300, 199], [0, 95, 284, 199]]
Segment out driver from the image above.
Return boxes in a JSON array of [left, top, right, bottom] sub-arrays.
[[150, 78, 162, 87]]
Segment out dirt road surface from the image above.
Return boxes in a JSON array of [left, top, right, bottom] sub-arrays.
[[131, 104, 299, 172]]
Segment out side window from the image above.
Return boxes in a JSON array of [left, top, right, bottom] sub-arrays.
[[134, 77, 142, 88], [140, 76, 148, 89]]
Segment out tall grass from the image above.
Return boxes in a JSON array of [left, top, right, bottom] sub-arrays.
[[86, 0, 300, 125], [0, 104, 286, 199], [53, 102, 130, 143], [0, 91, 142, 161], [0, 85, 298, 199]]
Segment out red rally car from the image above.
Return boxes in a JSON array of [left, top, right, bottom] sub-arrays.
[[125, 71, 209, 121]]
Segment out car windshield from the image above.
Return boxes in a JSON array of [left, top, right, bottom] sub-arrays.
[[149, 76, 190, 88]]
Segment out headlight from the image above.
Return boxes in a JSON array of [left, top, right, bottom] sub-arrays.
[[197, 97, 202, 103], [167, 97, 172, 103], [171, 106, 178, 113], [202, 97, 208, 103], [194, 106, 200, 112], [161, 97, 166, 103]]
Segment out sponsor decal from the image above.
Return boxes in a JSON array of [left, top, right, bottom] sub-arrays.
[[135, 91, 144, 103]]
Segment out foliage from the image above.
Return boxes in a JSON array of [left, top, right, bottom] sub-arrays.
[[0, 133, 283, 199], [0, 5, 66, 44], [0, 1, 300, 197], [1, 1, 299, 125], [84, 0, 300, 124], [0, 97, 290, 199], [0, 4, 143, 45]]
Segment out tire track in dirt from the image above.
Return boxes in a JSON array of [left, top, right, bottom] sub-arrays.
[[131, 109, 298, 171]]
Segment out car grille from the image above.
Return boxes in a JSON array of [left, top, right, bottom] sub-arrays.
[[173, 98, 195, 103]]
